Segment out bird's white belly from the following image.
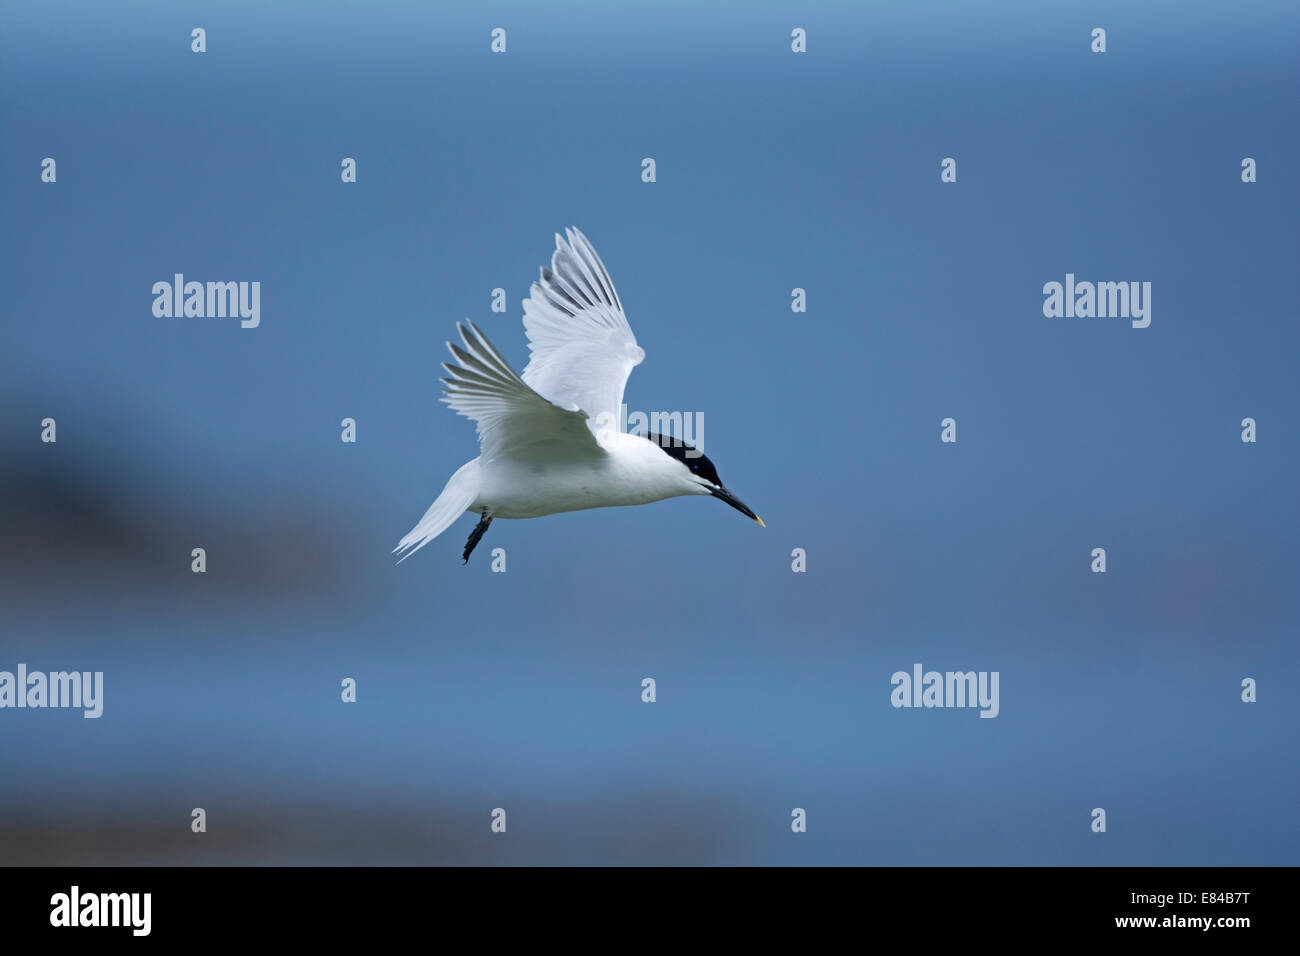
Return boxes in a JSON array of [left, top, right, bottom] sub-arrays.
[[473, 457, 677, 519]]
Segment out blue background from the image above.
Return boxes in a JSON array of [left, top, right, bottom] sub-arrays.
[[2, 0, 1297, 864]]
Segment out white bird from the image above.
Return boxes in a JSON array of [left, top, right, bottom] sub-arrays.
[[394, 227, 764, 564]]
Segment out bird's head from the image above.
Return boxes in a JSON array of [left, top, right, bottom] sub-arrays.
[[644, 432, 764, 526]]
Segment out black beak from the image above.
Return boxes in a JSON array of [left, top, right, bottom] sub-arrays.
[[709, 486, 765, 526]]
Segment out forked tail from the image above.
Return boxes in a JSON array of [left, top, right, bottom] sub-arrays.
[[393, 459, 480, 562]]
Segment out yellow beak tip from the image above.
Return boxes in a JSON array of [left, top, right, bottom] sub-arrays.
[[754, 517, 765, 528]]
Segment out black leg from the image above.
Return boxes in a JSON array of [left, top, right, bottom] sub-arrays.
[[462, 511, 493, 564]]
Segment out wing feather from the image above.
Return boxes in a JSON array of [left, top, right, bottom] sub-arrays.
[[441, 321, 602, 463], [521, 228, 644, 431]]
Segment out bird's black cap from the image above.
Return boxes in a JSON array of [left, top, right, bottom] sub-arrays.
[[644, 432, 722, 486], [644, 432, 765, 526]]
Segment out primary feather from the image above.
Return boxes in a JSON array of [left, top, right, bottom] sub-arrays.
[[440, 321, 601, 464], [521, 227, 645, 433]]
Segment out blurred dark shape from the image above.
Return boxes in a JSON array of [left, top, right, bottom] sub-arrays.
[[0, 791, 739, 866], [0, 420, 353, 603]]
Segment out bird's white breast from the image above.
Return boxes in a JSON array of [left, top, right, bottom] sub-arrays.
[[473, 432, 696, 519]]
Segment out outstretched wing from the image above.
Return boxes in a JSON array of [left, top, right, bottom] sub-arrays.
[[521, 227, 645, 432], [441, 321, 603, 463]]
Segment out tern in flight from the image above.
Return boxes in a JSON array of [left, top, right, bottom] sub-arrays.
[[394, 227, 764, 564]]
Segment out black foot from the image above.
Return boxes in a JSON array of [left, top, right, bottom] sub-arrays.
[[463, 511, 493, 564]]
